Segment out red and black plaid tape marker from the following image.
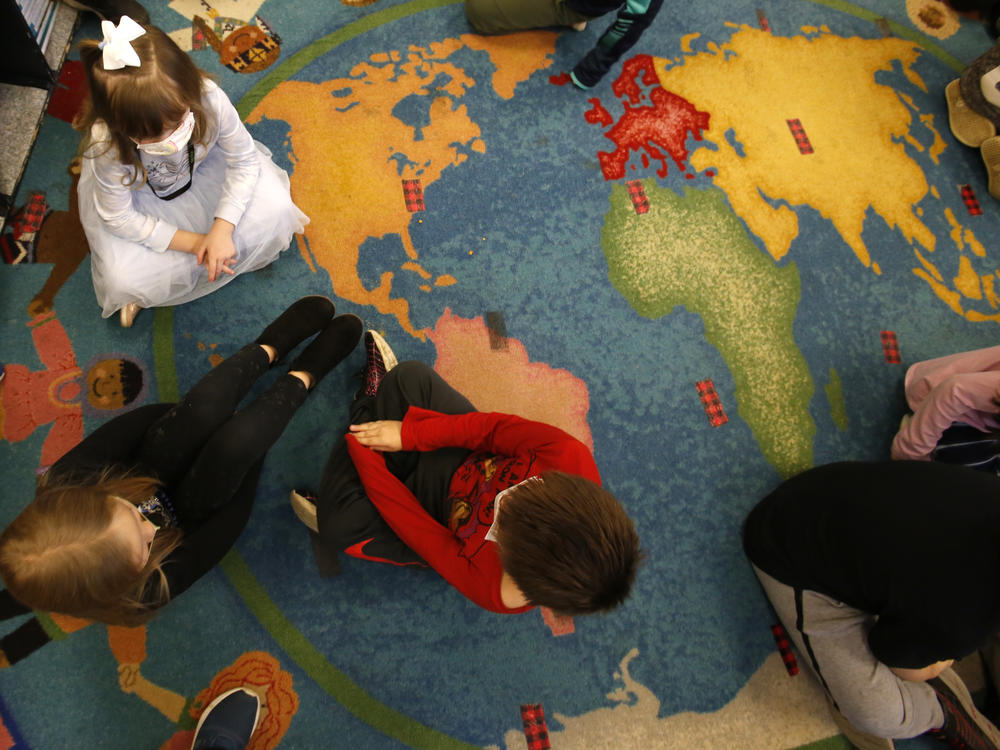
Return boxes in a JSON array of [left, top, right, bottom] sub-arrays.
[[401, 179, 426, 212], [880, 330, 901, 364], [961, 184, 983, 216], [771, 623, 799, 676], [626, 180, 650, 214], [9, 192, 48, 238], [696, 379, 728, 427], [786, 119, 814, 155], [521, 704, 551, 750], [757, 9, 770, 31]]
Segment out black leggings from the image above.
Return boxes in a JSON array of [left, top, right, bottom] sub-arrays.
[[139, 344, 308, 524], [0, 344, 310, 663], [317, 361, 475, 564]]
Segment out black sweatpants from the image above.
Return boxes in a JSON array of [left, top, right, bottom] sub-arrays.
[[317, 361, 475, 565]]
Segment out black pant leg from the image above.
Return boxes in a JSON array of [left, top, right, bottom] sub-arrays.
[[376, 361, 476, 523], [136, 344, 271, 485], [374, 360, 476, 420], [315, 362, 475, 561], [156, 462, 263, 603], [170, 374, 308, 524]]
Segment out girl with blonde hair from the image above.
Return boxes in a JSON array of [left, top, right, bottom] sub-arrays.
[[0, 298, 360, 632], [76, 17, 307, 327]]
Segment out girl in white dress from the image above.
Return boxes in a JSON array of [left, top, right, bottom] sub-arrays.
[[75, 17, 308, 326]]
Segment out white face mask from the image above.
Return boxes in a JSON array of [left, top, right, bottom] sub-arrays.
[[485, 477, 541, 543], [134, 110, 195, 156]]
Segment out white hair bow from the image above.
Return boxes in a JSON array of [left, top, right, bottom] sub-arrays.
[[98, 15, 146, 70]]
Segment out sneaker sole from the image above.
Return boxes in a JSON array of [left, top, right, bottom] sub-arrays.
[[190, 687, 261, 750], [290, 489, 319, 533], [368, 330, 398, 371], [983, 135, 1000, 201]]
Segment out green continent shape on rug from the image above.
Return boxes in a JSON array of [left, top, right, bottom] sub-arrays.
[[602, 182, 814, 477], [647, 25, 998, 323], [247, 33, 557, 338]]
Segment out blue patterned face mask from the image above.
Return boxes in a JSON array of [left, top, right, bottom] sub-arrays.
[[137, 490, 178, 529]]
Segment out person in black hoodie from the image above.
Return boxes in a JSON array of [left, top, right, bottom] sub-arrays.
[[744, 460, 1000, 750], [0, 298, 359, 642]]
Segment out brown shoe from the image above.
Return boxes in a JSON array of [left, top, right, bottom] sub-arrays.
[[947, 80, 996, 147], [982, 135, 1000, 200]]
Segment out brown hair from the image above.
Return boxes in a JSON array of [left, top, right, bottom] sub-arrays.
[[0, 472, 183, 626], [494, 471, 642, 615], [75, 24, 211, 187]]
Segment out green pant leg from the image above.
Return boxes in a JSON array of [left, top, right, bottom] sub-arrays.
[[464, 0, 591, 34]]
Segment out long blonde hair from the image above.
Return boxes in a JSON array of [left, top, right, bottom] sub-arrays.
[[0, 473, 183, 626], [75, 24, 212, 187]]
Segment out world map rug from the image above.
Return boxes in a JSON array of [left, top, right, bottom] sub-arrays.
[[1, 0, 999, 748]]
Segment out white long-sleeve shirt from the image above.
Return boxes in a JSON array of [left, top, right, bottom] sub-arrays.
[[83, 78, 261, 253]]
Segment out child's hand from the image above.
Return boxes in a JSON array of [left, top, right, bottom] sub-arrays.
[[349, 420, 403, 452], [197, 219, 237, 282]]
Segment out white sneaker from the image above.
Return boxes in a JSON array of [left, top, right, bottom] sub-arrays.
[[290, 489, 318, 533]]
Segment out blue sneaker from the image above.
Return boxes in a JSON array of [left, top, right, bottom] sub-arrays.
[[191, 687, 261, 750]]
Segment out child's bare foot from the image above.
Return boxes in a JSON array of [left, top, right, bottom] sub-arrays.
[[571, 20, 587, 31]]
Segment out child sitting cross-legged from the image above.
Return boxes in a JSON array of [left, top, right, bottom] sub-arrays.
[[291, 332, 643, 616], [75, 17, 307, 327]]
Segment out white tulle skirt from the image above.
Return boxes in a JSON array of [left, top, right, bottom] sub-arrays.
[[78, 142, 308, 317]]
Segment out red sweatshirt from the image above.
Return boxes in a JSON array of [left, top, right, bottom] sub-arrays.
[[345, 407, 602, 614]]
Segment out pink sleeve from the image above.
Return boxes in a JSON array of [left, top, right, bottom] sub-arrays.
[[891, 372, 1000, 460], [400, 408, 601, 483], [345, 434, 518, 613]]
